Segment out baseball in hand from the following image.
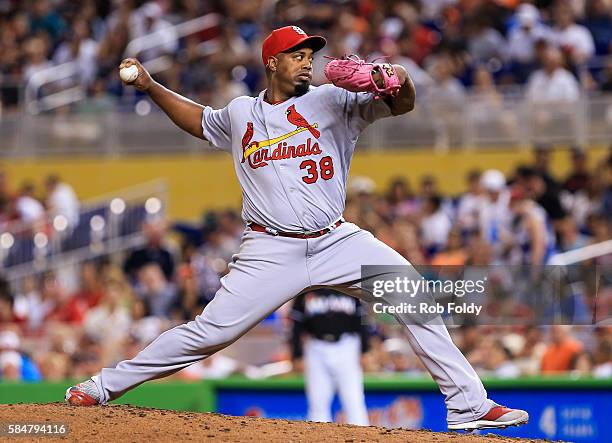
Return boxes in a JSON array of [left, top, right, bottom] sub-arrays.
[[120, 65, 139, 83]]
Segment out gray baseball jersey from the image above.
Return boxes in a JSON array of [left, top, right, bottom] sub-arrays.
[[202, 85, 391, 232], [93, 85, 495, 427]]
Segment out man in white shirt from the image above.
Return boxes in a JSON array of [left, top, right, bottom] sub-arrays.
[[420, 195, 452, 254], [45, 175, 80, 229], [15, 182, 45, 226], [477, 170, 512, 262], [553, 6, 595, 64], [526, 47, 580, 103]]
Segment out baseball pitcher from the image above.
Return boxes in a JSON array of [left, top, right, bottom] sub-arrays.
[[66, 26, 528, 431]]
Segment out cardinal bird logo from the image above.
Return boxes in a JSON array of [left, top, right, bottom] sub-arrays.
[[241, 121, 255, 163], [286, 105, 320, 139]]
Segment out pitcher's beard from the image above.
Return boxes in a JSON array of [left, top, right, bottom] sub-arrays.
[[294, 81, 310, 96]]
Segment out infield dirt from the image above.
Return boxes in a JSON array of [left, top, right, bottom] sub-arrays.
[[0, 404, 551, 442]]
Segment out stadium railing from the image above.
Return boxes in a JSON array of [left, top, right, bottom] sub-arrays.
[[23, 13, 221, 115], [1, 93, 610, 155], [0, 180, 168, 283]]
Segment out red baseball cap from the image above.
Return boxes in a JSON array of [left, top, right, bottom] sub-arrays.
[[261, 26, 326, 66]]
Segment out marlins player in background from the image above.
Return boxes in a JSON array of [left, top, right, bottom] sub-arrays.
[[290, 289, 370, 425]]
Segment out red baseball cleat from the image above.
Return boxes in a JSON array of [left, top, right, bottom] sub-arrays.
[[64, 378, 101, 406], [448, 405, 529, 430]]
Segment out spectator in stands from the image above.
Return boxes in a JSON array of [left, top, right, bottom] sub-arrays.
[[178, 240, 222, 304], [466, 236, 494, 267], [484, 340, 521, 378], [466, 16, 508, 65], [84, 271, 133, 364], [377, 30, 434, 97], [516, 166, 566, 222], [217, 209, 245, 239], [569, 174, 607, 229], [37, 351, 69, 381], [29, 0, 66, 44], [386, 177, 419, 220], [570, 351, 595, 376], [390, 219, 427, 265], [14, 182, 45, 227], [70, 261, 103, 309], [45, 261, 105, 327], [12, 276, 43, 330], [135, 263, 177, 319], [563, 147, 591, 194], [419, 195, 451, 256], [515, 325, 547, 375], [0, 13, 27, 109], [477, 169, 512, 259], [130, 2, 178, 62], [541, 325, 583, 373], [52, 17, 99, 87], [593, 338, 612, 378], [584, 0, 612, 56], [22, 36, 52, 84], [0, 329, 42, 381], [96, 4, 130, 79], [552, 3, 596, 65], [44, 271, 84, 323], [209, 68, 250, 110], [0, 351, 22, 380], [124, 218, 175, 282], [0, 170, 14, 230], [557, 216, 590, 252], [526, 46, 580, 103], [45, 174, 80, 229], [428, 53, 466, 105], [0, 278, 17, 324], [418, 175, 444, 205], [584, 214, 612, 286], [507, 185, 554, 266], [507, 4, 552, 82], [171, 263, 210, 321], [430, 228, 467, 265], [199, 215, 240, 271], [69, 331, 104, 379], [532, 145, 561, 193]]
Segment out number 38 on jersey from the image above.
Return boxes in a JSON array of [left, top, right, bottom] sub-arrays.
[[300, 156, 334, 184]]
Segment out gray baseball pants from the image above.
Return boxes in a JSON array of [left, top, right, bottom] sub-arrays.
[[94, 222, 493, 425]]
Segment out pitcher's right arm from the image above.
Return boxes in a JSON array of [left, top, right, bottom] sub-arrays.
[[119, 58, 206, 140]]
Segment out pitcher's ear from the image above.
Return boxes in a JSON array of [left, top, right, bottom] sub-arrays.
[[268, 56, 278, 72]]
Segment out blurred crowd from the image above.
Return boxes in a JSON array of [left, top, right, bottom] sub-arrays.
[[0, 145, 611, 382], [0, 171, 79, 233], [347, 145, 612, 266], [1, 0, 611, 113]]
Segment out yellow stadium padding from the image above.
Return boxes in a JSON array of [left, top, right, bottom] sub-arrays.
[[1, 146, 608, 221]]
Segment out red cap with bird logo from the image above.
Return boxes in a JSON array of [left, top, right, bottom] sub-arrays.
[[261, 26, 326, 67]]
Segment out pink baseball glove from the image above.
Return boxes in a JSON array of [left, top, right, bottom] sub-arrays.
[[323, 55, 402, 98]]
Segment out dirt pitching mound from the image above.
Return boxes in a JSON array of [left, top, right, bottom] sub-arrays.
[[0, 404, 547, 442]]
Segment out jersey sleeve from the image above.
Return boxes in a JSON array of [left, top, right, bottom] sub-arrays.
[[330, 86, 392, 135], [201, 105, 232, 152]]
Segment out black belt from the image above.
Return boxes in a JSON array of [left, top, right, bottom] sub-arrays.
[[249, 219, 344, 239]]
